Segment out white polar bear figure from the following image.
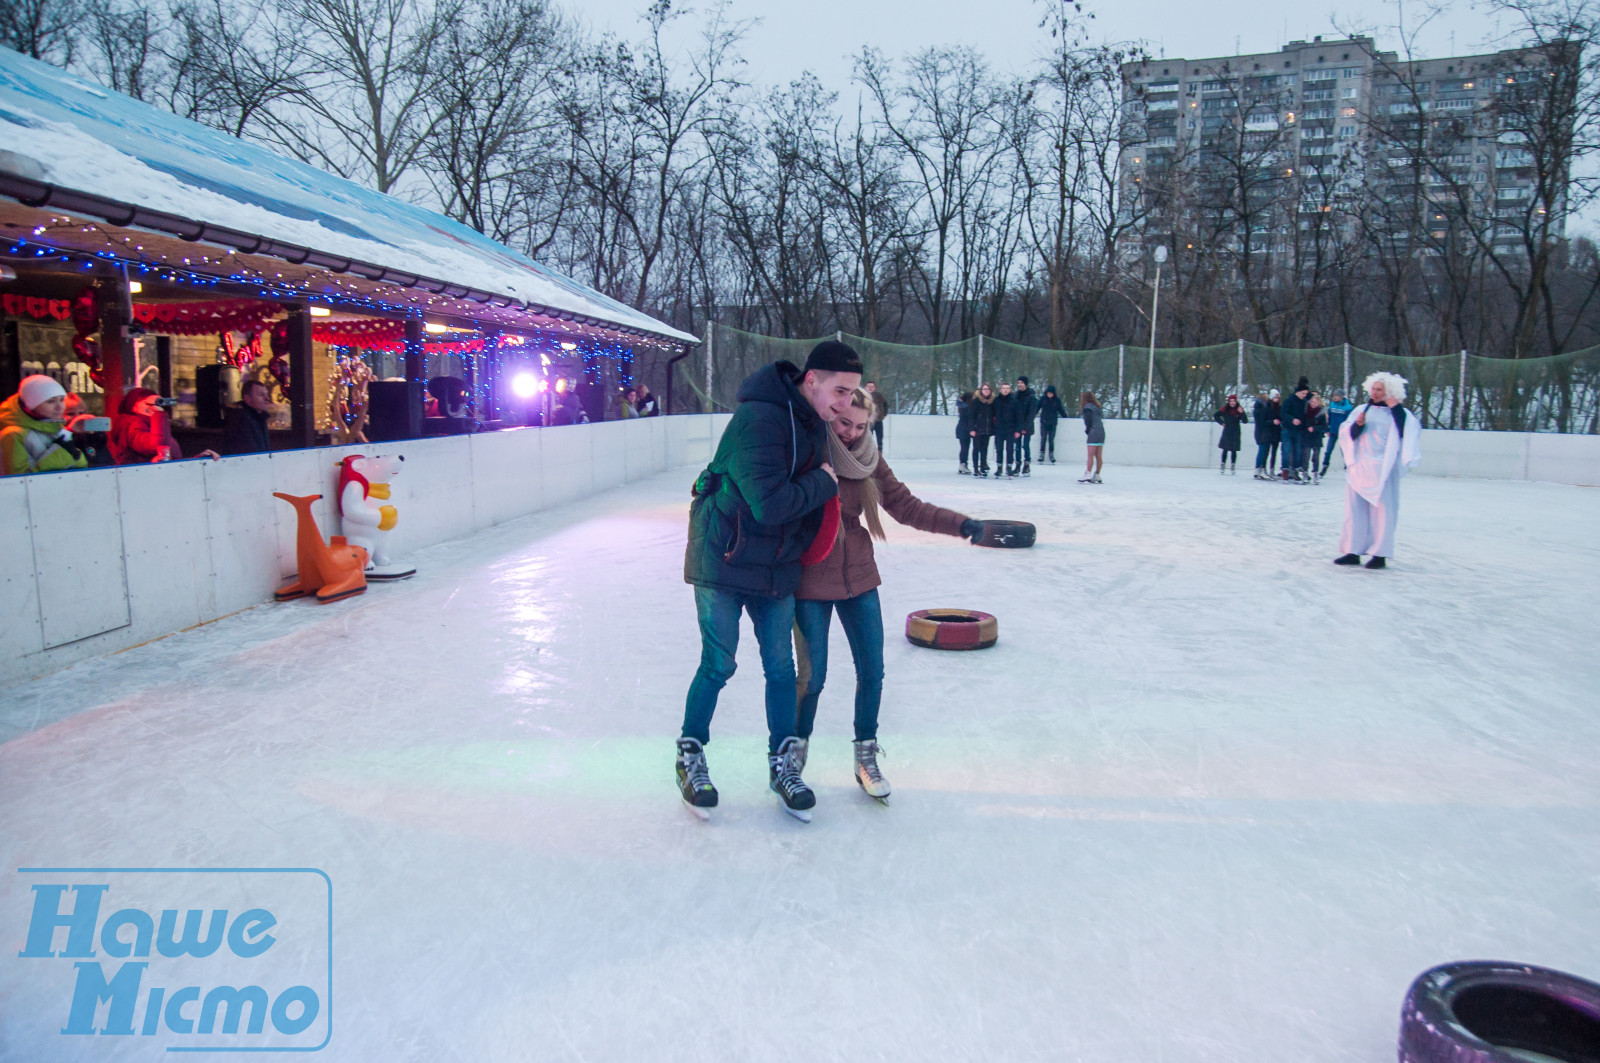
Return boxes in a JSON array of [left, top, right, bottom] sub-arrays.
[[337, 453, 416, 580]]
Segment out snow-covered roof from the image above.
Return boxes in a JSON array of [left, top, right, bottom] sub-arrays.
[[0, 48, 697, 345]]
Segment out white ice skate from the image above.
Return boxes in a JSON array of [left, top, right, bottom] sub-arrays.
[[854, 740, 891, 802]]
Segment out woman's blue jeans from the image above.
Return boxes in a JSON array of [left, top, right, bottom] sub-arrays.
[[793, 588, 885, 743]]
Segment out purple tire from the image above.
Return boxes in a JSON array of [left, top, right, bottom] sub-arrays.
[[1399, 961, 1600, 1063]]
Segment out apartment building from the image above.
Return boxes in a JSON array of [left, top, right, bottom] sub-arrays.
[[1120, 35, 1564, 257]]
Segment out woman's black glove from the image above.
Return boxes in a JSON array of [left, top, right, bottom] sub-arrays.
[[961, 519, 984, 543], [51, 431, 85, 460]]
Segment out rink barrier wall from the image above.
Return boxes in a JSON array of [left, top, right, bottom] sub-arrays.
[[881, 414, 1600, 486], [0, 414, 731, 685]]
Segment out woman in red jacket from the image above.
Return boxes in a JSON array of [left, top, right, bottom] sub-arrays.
[[792, 388, 989, 802], [110, 388, 217, 464]]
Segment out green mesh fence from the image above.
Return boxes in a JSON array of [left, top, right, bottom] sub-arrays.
[[692, 325, 1600, 432]]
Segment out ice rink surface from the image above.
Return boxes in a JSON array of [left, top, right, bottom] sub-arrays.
[[3, 459, 1598, 1061]]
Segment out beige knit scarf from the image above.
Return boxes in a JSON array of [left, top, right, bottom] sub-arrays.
[[826, 425, 886, 541]]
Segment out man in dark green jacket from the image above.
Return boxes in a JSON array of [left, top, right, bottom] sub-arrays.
[[677, 341, 862, 821], [1013, 376, 1040, 476]]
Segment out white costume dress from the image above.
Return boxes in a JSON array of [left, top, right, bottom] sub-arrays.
[[1337, 403, 1422, 558]]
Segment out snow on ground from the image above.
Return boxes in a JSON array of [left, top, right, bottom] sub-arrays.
[[2, 460, 1597, 1062]]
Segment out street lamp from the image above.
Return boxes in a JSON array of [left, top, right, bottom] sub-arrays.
[[1146, 244, 1168, 420]]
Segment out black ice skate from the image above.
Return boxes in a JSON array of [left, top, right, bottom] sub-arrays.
[[1021, 461, 1030, 476], [769, 737, 815, 822], [676, 737, 717, 820], [854, 740, 890, 801]]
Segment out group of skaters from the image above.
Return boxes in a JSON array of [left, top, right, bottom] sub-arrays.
[[954, 378, 1107, 483], [1218, 378, 1356, 482]]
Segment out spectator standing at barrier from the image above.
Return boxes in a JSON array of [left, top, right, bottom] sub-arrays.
[[1306, 393, 1329, 483], [1013, 376, 1039, 476], [110, 388, 218, 464], [994, 380, 1020, 478], [865, 381, 888, 452], [619, 388, 641, 419], [1038, 385, 1068, 464], [1253, 390, 1282, 480], [1321, 392, 1354, 476], [222, 379, 275, 455], [955, 391, 974, 474], [636, 384, 660, 417], [1280, 377, 1313, 482], [1214, 394, 1248, 474], [793, 387, 988, 804], [677, 340, 860, 821], [1334, 372, 1421, 570], [968, 382, 996, 477], [1078, 390, 1105, 483], [1, 374, 87, 476]]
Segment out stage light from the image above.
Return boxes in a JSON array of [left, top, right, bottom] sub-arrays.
[[127, 280, 141, 293], [309, 306, 331, 317], [560, 342, 577, 350], [511, 372, 539, 399], [424, 322, 448, 334]]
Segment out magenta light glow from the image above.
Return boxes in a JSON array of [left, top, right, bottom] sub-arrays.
[[511, 373, 540, 399]]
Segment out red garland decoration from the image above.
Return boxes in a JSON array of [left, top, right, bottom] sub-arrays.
[[1, 294, 74, 321], [312, 319, 407, 345], [131, 299, 282, 337]]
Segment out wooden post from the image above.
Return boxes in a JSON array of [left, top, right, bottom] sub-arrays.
[[98, 277, 135, 418], [156, 335, 173, 398], [404, 319, 425, 438], [481, 330, 500, 423], [286, 306, 316, 449]]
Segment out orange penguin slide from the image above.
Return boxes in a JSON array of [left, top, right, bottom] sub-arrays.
[[273, 493, 370, 603]]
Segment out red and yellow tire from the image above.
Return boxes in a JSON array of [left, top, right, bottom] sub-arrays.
[[905, 609, 998, 651]]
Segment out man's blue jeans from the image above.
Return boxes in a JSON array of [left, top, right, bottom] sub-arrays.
[[682, 585, 797, 753], [793, 589, 885, 743]]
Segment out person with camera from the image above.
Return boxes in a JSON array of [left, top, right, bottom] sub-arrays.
[[1, 374, 89, 476], [110, 388, 218, 464]]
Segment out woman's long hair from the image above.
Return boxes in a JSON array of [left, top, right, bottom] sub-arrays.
[[1080, 390, 1098, 407]]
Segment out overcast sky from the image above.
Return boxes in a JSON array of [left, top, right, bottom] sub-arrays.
[[570, 0, 1515, 93]]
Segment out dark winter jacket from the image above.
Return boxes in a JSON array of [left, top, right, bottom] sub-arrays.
[[994, 392, 1021, 435], [684, 361, 838, 598], [968, 391, 996, 435], [1214, 402, 1249, 451], [1253, 399, 1281, 444], [796, 458, 969, 601], [1081, 402, 1105, 444], [1038, 389, 1069, 427], [222, 404, 271, 455], [1306, 404, 1329, 439], [1012, 387, 1040, 435], [955, 396, 973, 438], [1281, 391, 1312, 437]]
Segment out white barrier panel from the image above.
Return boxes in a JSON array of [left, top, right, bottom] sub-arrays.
[[1, 415, 728, 685], [883, 414, 1600, 485]]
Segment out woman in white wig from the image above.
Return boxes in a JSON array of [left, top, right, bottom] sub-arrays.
[[1333, 371, 1422, 569]]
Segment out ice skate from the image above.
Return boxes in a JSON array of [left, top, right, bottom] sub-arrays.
[[959, 462, 970, 475], [675, 737, 717, 820], [854, 740, 891, 801], [1365, 556, 1387, 570], [1077, 474, 1094, 483], [1333, 553, 1362, 566], [1089, 475, 1102, 484], [1021, 461, 1030, 477], [769, 737, 815, 822]]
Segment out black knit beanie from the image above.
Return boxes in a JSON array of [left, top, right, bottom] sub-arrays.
[[803, 340, 864, 375], [1295, 376, 1310, 393], [1016, 375, 1029, 386]]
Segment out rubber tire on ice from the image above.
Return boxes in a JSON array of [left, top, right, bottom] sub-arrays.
[[974, 520, 1035, 549], [905, 609, 998, 651], [1399, 961, 1600, 1063]]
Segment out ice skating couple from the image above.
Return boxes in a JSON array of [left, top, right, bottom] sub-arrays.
[[677, 341, 1002, 821]]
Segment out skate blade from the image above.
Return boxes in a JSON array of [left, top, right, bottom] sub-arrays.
[[681, 799, 711, 821], [781, 804, 812, 823]]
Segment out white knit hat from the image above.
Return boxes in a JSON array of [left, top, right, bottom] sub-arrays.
[[17, 374, 67, 413]]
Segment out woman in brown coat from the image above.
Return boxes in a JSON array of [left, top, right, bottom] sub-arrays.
[[792, 388, 986, 801]]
